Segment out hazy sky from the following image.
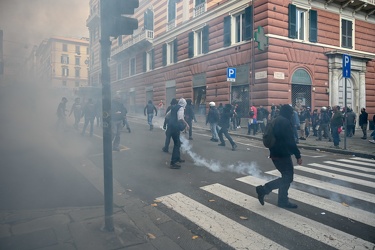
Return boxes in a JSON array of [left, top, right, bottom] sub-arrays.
[[0, 0, 90, 65]]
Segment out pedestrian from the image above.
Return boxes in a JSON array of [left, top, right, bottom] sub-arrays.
[[257, 105, 269, 134], [167, 98, 189, 169], [250, 103, 258, 133], [330, 105, 343, 148], [122, 104, 131, 133], [291, 107, 300, 144], [247, 107, 257, 135], [255, 104, 302, 208], [218, 104, 237, 151], [231, 103, 237, 130], [311, 108, 319, 136], [81, 98, 96, 137], [298, 106, 307, 140], [184, 99, 196, 140], [345, 108, 356, 137], [112, 94, 127, 151], [218, 103, 224, 116], [359, 108, 368, 139], [371, 114, 375, 143], [270, 104, 276, 120], [236, 103, 242, 129], [305, 107, 311, 138], [206, 101, 220, 142], [316, 106, 332, 142], [69, 97, 82, 130], [162, 98, 178, 153], [144, 100, 157, 130], [56, 97, 68, 131], [158, 100, 164, 115]]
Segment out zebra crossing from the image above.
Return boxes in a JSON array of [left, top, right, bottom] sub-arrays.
[[157, 157, 375, 249]]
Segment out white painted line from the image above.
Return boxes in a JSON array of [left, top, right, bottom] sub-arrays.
[[266, 170, 375, 204], [338, 159, 375, 167], [237, 176, 375, 227], [294, 165, 375, 188], [350, 157, 375, 163], [324, 161, 375, 173], [309, 163, 375, 180], [157, 192, 287, 250], [201, 183, 375, 250]]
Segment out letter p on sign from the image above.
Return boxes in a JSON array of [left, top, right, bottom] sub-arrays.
[[342, 54, 351, 78]]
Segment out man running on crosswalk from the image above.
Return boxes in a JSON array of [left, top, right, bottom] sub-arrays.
[[256, 104, 303, 208]]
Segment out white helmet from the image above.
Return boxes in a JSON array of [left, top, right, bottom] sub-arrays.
[[209, 102, 215, 107], [321, 106, 327, 111]]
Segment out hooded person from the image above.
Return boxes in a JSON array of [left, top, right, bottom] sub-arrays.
[[144, 100, 158, 130], [217, 104, 237, 151], [162, 98, 178, 153], [255, 104, 302, 209], [167, 98, 189, 169]]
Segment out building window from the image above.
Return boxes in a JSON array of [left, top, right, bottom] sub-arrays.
[[167, 0, 176, 31], [188, 26, 209, 58], [163, 39, 178, 66], [144, 8, 154, 30], [223, 6, 253, 47], [144, 49, 154, 72], [341, 18, 353, 49], [117, 63, 122, 80], [288, 4, 318, 42], [61, 54, 69, 64], [129, 57, 136, 76], [75, 68, 80, 77], [194, 0, 206, 17], [62, 44, 68, 52], [75, 45, 80, 55], [62, 67, 69, 77], [75, 57, 80, 65]]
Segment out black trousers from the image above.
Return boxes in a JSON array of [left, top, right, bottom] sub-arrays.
[[218, 127, 235, 146], [263, 156, 294, 204], [170, 129, 181, 165]]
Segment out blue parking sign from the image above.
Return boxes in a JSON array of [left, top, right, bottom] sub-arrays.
[[227, 68, 236, 82], [343, 54, 351, 78]]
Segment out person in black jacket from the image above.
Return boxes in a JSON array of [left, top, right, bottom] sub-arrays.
[[359, 108, 368, 139], [144, 100, 157, 130], [112, 94, 127, 151], [255, 104, 302, 209], [184, 99, 196, 140], [217, 104, 237, 151], [162, 98, 178, 153]]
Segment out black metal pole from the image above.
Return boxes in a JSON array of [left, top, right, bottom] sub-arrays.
[[344, 78, 347, 150], [100, 0, 114, 231]]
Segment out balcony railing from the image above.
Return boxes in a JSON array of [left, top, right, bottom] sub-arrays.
[[167, 20, 176, 31], [194, 2, 206, 17], [111, 29, 154, 57], [360, 0, 375, 5]]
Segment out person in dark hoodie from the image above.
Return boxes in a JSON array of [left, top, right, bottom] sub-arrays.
[[217, 104, 237, 151], [255, 104, 302, 209], [162, 98, 178, 153], [144, 100, 157, 130]]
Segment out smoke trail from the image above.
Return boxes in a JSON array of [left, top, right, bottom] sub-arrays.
[[180, 136, 263, 178]]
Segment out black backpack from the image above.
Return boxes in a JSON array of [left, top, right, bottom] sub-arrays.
[[263, 119, 276, 148]]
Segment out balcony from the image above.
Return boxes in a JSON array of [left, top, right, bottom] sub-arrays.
[[111, 29, 154, 58], [194, 2, 206, 17]]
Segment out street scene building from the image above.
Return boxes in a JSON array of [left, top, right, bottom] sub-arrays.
[[29, 36, 90, 97], [87, 0, 375, 118]]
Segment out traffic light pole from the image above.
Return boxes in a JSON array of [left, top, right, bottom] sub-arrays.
[[100, 0, 114, 232]]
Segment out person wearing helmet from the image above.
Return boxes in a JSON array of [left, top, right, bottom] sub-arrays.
[[316, 106, 332, 142], [206, 101, 219, 142]]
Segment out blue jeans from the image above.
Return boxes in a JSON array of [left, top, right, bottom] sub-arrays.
[[147, 113, 154, 126], [210, 122, 218, 139], [331, 125, 340, 146]]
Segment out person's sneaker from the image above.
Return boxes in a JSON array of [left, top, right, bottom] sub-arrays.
[[213, 138, 219, 142], [300, 137, 306, 140], [278, 202, 298, 209], [218, 143, 225, 146], [128, 128, 131, 133], [162, 147, 168, 153], [255, 186, 265, 205], [210, 138, 215, 141], [178, 159, 185, 163], [170, 163, 181, 169], [369, 140, 375, 144], [232, 144, 237, 151]]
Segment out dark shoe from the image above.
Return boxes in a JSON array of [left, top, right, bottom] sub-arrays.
[[278, 202, 298, 209], [300, 137, 306, 140], [162, 147, 168, 153], [210, 138, 215, 141], [170, 163, 181, 169], [232, 144, 237, 151], [178, 159, 185, 163], [212, 138, 219, 142], [316, 138, 322, 141], [255, 186, 265, 205], [218, 143, 225, 146], [128, 128, 131, 133]]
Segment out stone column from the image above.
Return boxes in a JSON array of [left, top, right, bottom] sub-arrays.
[[359, 71, 366, 109], [331, 69, 339, 106]]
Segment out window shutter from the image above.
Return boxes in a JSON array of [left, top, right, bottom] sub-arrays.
[[173, 39, 178, 63], [188, 32, 194, 58], [162, 44, 167, 66], [244, 6, 253, 41], [143, 51, 147, 72], [203, 25, 209, 54], [151, 49, 155, 70], [288, 4, 296, 39], [309, 10, 317, 42], [224, 16, 231, 47]]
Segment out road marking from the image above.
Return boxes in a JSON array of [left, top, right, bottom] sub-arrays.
[[350, 157, 375, 163], [266, 170, 375, 203], [309, 163, 375, 180], [201, 183, 375, 250], [237, 175, 375, 227], [338, 159, 375, 167], [294, 165, 375, 188], [324, 161, 375, 173], [157, 192, 287, 250]]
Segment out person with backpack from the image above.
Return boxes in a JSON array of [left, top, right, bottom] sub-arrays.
[[218, 104, 237, 151], [167, 98, 189, 169], [256, 104, 302, 209], [206, 101, 220, 142], [144, 100, 157, 130], [81, 98, 96, 137], [184, 99, 196, 140]]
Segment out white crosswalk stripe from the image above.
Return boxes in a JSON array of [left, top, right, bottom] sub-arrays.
[[157, 157, 375, 249]]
